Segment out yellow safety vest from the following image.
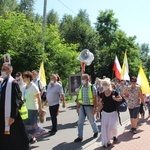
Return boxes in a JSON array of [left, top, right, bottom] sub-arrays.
[[19, 103, 28, 120], [78, 85, 94, 105]]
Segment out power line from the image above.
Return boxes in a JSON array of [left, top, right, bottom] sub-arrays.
[[57, 0, 77, 15]]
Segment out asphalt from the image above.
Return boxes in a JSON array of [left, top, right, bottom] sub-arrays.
[[31, 103, 130, 150]]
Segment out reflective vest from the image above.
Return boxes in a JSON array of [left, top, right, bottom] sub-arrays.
[[78, 85, 94, 105], [19, 103, 28, 120]]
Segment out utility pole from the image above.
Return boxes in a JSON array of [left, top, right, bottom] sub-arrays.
[[42, 0, 47, 50]]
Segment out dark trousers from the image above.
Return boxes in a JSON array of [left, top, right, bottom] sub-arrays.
[[49, 104, 59, 132]]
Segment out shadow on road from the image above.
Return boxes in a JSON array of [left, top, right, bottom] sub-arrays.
[[30, 146, 40, 149], [52, 137, 94, 150], [44, 122, 78, 131], [67, 105, 76, 110]]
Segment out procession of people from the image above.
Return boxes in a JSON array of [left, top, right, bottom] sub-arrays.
[[0, 59, 150, 150]]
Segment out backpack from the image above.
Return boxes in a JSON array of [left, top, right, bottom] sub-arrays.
[[38, 80, 47, 101]]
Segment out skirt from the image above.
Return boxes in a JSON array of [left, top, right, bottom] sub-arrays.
[[101, 111, 118, 147], [24, 110, 46, 138]]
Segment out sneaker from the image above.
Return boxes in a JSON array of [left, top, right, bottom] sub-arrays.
[[132, 129, 137, 134], [113, 137, 118, 144], [130, 128, 133, 132], [74, 137, 83, 142], [93, 132, 98, 138], [29, 137, 37, 144]]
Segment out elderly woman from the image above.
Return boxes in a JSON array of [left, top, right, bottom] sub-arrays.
[[125, 76, 144, 134], [97, 78, 122, 147], [22, 71, 46, 138]]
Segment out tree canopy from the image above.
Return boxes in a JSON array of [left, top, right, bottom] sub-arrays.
[[0, 2, 149, 85]]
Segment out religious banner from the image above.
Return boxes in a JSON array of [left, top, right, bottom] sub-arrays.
[[4, 54, 11, 64], [69, 74, 81, 96]]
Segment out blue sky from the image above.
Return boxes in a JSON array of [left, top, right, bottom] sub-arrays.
[[34, 0, 150, 45]]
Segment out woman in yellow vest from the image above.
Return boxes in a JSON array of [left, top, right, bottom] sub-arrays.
[[74, 74, 99, 142]]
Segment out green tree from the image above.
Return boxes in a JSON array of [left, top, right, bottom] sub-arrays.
[[0, 12, 44, 72], [0, 0, 18, 15], [45, 25, 79, 84], [96, 10, 118, 46], [60, 9, 92, 51], [34, 13, 43, 23], [47, 9, 59, 26], [95, 10, 141, 78], [139, 43, 150, 74], [0, 12, 79, 86], [18, 0, 35, 20]]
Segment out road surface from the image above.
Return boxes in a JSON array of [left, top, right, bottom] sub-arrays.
[[31, 103, 130, 150]]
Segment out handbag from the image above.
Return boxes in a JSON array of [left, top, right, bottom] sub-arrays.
[[116, 97, 127, 112]]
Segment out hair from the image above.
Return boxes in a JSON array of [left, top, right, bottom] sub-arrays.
[[16, 72, 22, 76], [111, 82, 116, 89], [32, 70, 38, 74], [82, 74, 89, 79], [3, 64, 13, 71], [51, 74, 57, 80], [23, 71, 33, 81], [56, 74, 60, 81], [101, 78, 111, 85], [130, 76, 137, 82]]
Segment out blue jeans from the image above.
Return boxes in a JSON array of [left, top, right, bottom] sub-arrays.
[[78, 105, 99, 138]]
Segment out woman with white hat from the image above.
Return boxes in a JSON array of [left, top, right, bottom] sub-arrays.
[[97, 78, 122, 147]]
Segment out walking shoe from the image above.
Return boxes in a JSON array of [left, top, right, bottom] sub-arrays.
[[93, 132, 98, 138], [29, 137, 37, 144], [113, 137, 118, 144], [74, 137, 83, 142], [132, 128, 137, 134], [103, 145, 107, 148], [49, 130, 57, 136], [130, 128, 133, 132], [49, 130, 57, 133]]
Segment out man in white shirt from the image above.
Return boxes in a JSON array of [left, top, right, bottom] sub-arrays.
[[46, 74, 65, 135]]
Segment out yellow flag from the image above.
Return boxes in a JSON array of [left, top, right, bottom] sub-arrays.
[[137, 66, 150, 94], [39, 61, 47, 86], [121, 51, 130, 80]]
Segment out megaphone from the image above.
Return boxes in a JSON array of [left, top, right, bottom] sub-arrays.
[[77, 49, 94, 66]]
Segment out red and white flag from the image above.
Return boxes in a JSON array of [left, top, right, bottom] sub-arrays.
[[113, 56, 121, 79]]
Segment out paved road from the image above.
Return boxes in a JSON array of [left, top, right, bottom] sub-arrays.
[[31, 103, 129, 150]]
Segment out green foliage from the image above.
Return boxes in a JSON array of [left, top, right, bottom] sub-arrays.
[[0, 12, 43, 72], [59, 9, 92, 51], [139, 43, 150, 76], [0, 2, 147, 86], [95, 10, 141, 78], [0, 12, 79, 86], [18, 0, 35, 20], [44, 25, 79, 85], [0, 0, 18, 15], [47, 9, 59, 26]]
